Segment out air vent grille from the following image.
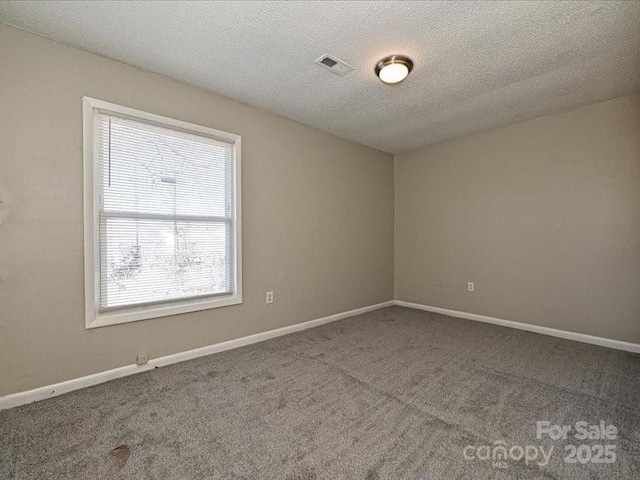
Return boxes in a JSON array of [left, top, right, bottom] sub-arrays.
[[320, 57, 338, 67], [314, 54, 354, 76]]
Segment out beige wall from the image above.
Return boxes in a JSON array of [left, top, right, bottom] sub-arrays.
[[395, 94, 640, 343], [0, 25, 394, 396]]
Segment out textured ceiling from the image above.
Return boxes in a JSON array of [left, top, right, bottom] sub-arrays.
[[1, 1, 639, 153]]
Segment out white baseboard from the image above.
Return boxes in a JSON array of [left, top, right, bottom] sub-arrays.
[[4, 299, 636, 410], [0, 300, 393, 411], [394, 300, 640, 354]]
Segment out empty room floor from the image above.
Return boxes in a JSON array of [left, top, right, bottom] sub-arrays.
[[1, 306, 639, 480]]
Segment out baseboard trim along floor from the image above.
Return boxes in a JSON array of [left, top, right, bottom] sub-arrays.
[[0, 301, 394, 410], [3, 299, 638, 410], [394, 300, 640, 354]]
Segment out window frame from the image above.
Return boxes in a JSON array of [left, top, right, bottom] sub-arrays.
[[83, 97, 242, 329]]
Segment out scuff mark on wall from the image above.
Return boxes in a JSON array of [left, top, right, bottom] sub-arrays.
[[0, 182, 13, 225], [0, 264, 6, 326], [0, 183, 12, 307]]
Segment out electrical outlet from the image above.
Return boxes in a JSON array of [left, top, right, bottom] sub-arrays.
[[136, 353, 149, 365], [266, 291, 274, 304], [437, 277, 444, 287], [468, 282, 475, 292]]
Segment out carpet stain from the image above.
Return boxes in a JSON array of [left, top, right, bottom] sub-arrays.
[[382, 313, 395, 322], [108, 444, 130, 468], [287, 466, 317, 479], [365, 468, 380, 480]]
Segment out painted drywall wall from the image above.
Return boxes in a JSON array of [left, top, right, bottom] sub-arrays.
[[395, 94, 640, 343], [0, 24, 394, 396]]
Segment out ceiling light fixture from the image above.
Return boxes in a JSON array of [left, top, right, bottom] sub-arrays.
[[375, 55, 414, 84]]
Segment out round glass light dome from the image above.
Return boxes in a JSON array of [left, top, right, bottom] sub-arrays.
[[375, 55, 414, 85]]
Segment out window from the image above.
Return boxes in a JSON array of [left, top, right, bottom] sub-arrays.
[[83, 98, 241, 328]]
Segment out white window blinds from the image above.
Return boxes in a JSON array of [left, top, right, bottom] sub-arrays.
[[96, 112, 236, 311]]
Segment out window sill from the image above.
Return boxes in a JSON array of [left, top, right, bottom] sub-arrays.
[[85, 293, 242, 329]]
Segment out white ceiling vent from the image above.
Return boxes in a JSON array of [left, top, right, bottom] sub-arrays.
[[314, 54, 354, 76]]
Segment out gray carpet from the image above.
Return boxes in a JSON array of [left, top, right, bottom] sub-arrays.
[[1, 306, 639, 479]]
